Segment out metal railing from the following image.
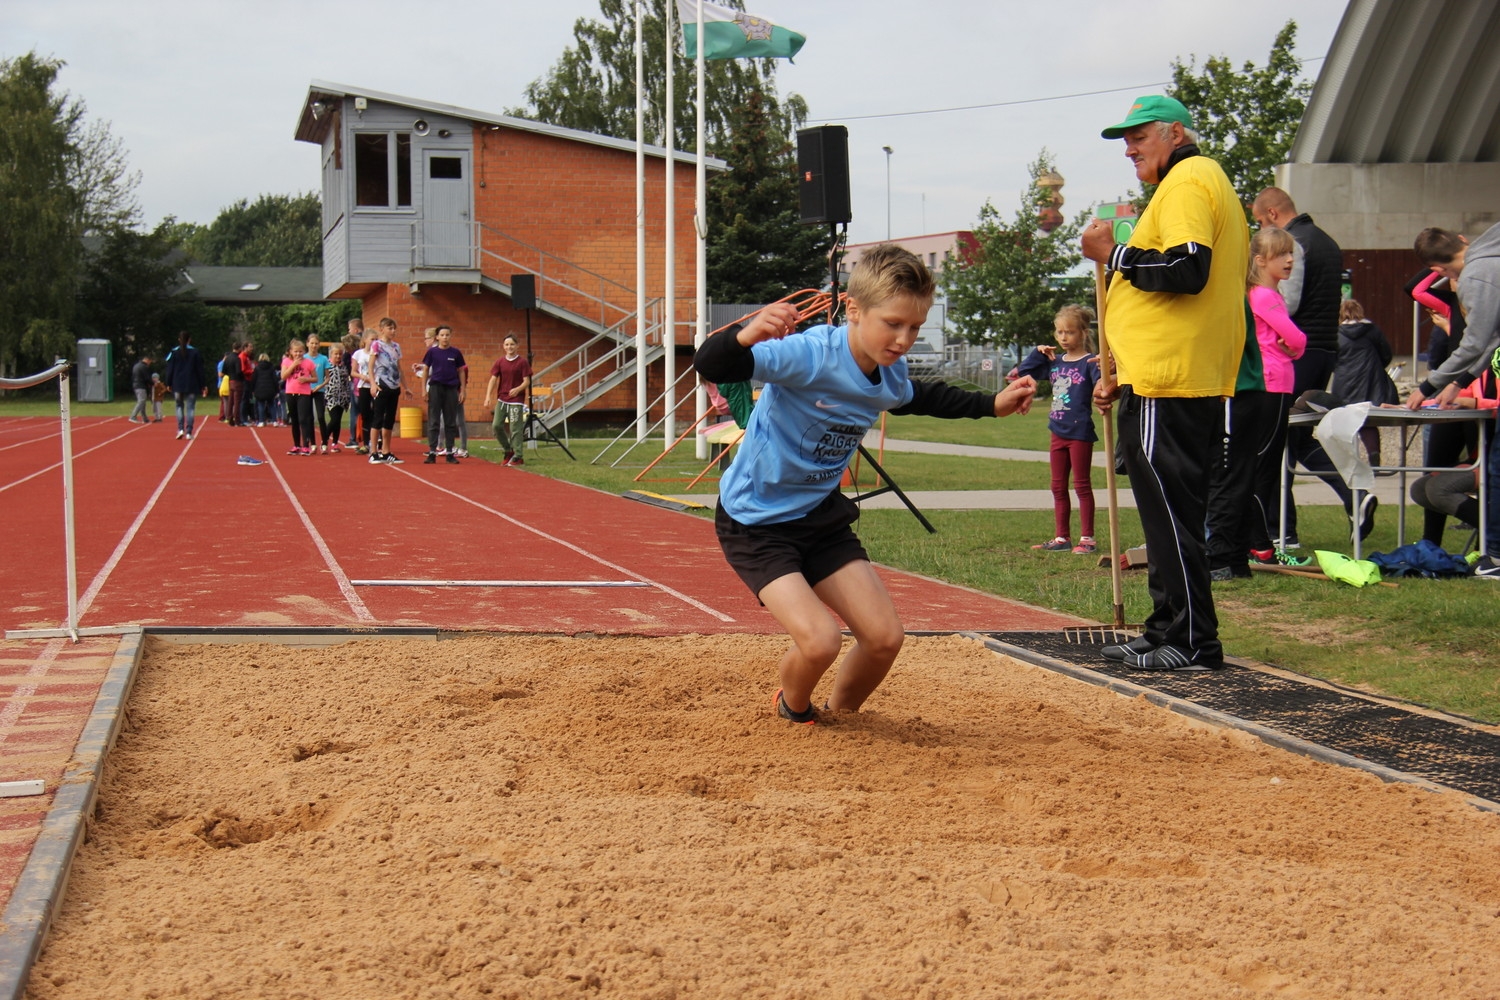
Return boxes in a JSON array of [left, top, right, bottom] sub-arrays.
[[410, 220, 642, 337], [530, 300, 668, 420], [409, 221, 710, 422]]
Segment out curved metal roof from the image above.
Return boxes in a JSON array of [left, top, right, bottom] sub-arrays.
[[1291, 0, 1500, 164]]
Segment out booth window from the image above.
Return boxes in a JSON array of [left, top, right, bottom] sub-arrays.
[[355, 132, 412, 208]]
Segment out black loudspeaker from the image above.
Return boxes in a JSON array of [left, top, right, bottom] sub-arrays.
[[511, 274, 536, 310], [797, 125, 851, 225]]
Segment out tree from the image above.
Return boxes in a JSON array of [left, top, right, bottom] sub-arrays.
[[72, 117, 141, 235], [513, 0, 805, 157], [515, 0, 826, 303], [0, 53, 84, 378], [1167, 20, 1312, 206], [706, 89, 830, 303], [76, 220, 196, 384], [173, 191, 354, 362], [941, 150, 1088, 353], [0, 51, 147, 380], [182, 192, 323, 268]]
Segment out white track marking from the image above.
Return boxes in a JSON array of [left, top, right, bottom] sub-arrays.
[[0, 416, 56, 437], [391, 467, 736, 622], [253, 429, 376, 622], [0, 430, 62, 453], [352, 579, 649, 588], [0, 423, 145, 495], [75, 429, 199, 620], [0, 638, 67, 750]]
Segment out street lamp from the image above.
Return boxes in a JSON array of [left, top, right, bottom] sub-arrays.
[[882, 146, 893, 240]]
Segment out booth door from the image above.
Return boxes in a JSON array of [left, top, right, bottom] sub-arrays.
[[422, 151, 472, 268]]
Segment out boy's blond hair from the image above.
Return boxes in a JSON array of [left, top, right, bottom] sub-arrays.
[[847, 243, 934, 309]]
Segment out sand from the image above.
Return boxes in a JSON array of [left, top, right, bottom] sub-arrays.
[[25, 634, 1500, 999]]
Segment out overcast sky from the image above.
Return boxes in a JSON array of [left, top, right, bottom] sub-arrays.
[[5, 0, 1349, 247]]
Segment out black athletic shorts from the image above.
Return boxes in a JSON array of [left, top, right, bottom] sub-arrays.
[[715, 490, 868, 599], [373, 384, 400, 429]]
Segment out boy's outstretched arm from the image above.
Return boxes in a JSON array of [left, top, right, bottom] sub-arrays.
[[890, 375, 1036, 419], [693, 303, 801, 382]]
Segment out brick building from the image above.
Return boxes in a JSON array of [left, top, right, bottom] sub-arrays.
[[294, 81, 721, 429]]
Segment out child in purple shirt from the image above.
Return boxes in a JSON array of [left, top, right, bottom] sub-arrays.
[[421, 324, 468, 464], [1015, 304, 1103, 554]]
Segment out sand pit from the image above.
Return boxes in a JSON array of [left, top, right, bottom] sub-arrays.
[[25, 634, 1500, 999]]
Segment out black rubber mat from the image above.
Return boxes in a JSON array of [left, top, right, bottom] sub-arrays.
[[988, 631, 1500, 805]]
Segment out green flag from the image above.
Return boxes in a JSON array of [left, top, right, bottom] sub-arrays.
[[677, 1, 806, 60]]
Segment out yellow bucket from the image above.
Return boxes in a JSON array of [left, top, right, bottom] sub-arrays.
[[399, 406, 423, 439]]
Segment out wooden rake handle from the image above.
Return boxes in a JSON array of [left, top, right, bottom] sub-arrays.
[[1094, 261, 1126, 629]]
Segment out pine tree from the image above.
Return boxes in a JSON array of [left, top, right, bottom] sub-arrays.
[[706, 89, 831, 303], [515, 0, 824, 303]]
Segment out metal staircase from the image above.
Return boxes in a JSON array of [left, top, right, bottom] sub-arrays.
[[412, 221, 671, 423]]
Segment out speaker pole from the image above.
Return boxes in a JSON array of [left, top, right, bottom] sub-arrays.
[[518, 304, 575, 461], [828, 223, 838, 326], [510, 273, 575, 461]]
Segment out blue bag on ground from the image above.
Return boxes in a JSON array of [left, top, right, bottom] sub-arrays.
[[1367, 539, 1471, 578]]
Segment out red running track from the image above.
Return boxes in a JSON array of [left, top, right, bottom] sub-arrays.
[[1, 415, 1084, 636]]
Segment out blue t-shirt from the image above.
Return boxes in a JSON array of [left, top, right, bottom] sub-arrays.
[[422, 345, 467, 387], [309, 352, 331, 392], [1015, 349, 1101, 442], [718, 324, 914, 525]]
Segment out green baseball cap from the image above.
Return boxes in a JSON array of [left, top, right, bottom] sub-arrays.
[[1100, 95, 1194, 139]]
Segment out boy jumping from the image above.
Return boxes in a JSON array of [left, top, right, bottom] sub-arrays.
[[693, 244, 1037, 723]]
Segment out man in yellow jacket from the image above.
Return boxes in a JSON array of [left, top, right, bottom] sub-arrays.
[[1081, 95, 1249, 672]]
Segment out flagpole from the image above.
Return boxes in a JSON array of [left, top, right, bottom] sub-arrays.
[[663, 0, 677, 446], [635, 0, 647, 441], [693, 0, 708, 459]]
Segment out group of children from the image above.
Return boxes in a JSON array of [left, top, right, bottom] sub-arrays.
[[195, 317, 539, 468]]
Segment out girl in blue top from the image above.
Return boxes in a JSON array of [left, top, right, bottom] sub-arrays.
[[1014, 304, 1102, 554], [694, 244, 1037, 724]]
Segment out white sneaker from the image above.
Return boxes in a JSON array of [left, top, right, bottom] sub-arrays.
[[175, 430, 185, 440]]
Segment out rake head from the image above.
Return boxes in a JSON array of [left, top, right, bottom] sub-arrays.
[[1062, 625, 1145, 645]]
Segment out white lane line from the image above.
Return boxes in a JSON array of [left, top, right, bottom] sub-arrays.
[[253, 429, 376, 622], [0, 638, 69, 750], [352, 579, 649, 588], [75, 430, 199, 621], [0, 417, 56, 437], [0, 430, 62, 453], [0, 423, 146, 495], [391, 467, 737, 623]]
